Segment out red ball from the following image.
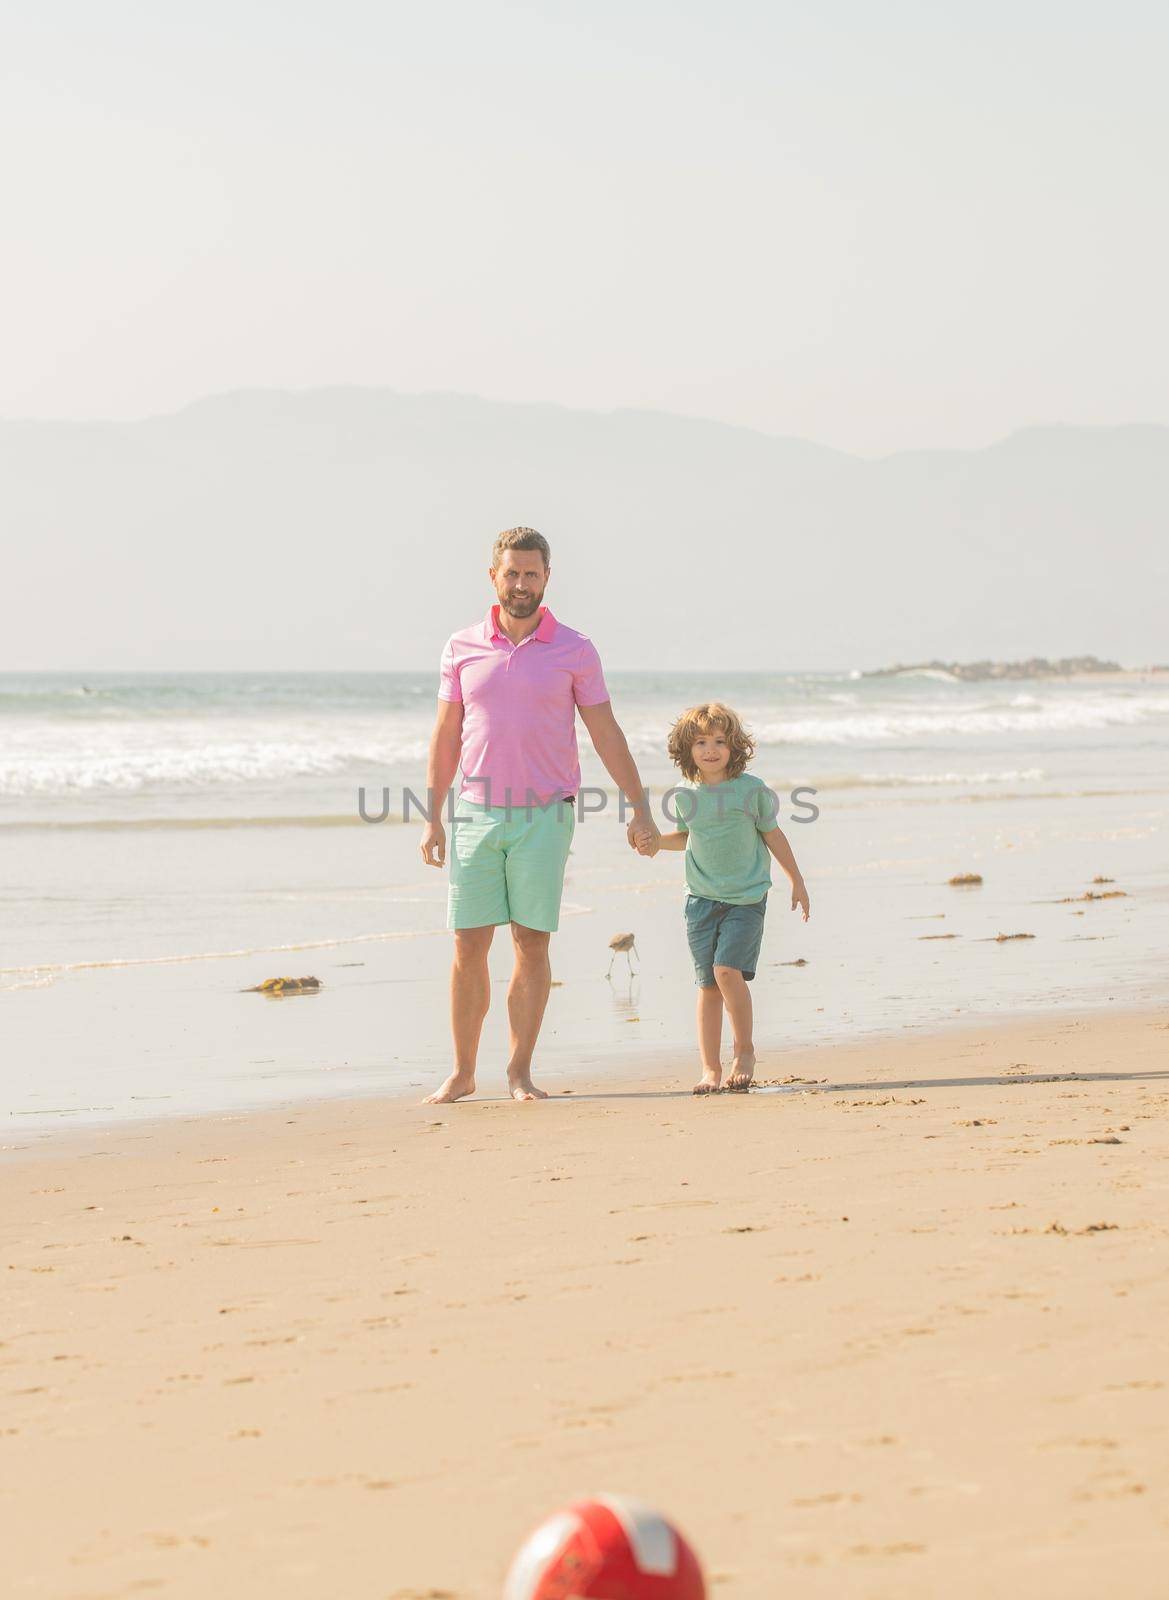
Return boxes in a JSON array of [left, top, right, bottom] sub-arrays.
[[504, 1496, 706, 1600]]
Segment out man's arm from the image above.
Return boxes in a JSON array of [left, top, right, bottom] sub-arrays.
[[419, 699, 464, 868], [576, 700, 660, 849], [761, 825, 810, 920]]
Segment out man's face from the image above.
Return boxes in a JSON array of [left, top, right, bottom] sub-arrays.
[[490, 550, 549, 617]]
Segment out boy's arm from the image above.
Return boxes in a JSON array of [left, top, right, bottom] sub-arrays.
[[654, 829, 688, 852], [761, 826, 810, 920]]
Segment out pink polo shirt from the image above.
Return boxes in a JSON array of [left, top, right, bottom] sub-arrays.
[[437, 604, 610, 807]]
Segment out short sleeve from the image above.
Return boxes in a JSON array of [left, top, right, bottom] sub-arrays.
[[754, 781, 780, 832], [437, 638, 462, 703], [669, 786, 695, 831], [572, 639, 609, 707]]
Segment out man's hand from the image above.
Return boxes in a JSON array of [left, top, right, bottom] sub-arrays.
[[627, 814, 660, 854], [791, 876, 810, 921], [420, 820, 446, 868]]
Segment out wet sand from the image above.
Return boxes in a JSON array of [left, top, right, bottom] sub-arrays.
[[8, 769, 1168, 1134], [4, 1005, 1169, 1598]]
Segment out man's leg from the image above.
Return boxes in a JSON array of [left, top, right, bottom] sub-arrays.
[[505, 922, 552, 1101], [497, 799, 573, 1100], [423, 925, 495, 1103]]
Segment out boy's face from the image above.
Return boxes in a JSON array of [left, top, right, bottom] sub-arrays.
[[691, 727, 731, 781]]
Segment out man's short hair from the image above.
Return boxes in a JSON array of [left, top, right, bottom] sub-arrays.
[[492, 527, 551, 570]]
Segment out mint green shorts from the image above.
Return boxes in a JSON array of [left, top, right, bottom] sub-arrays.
[[447, 795, 576, 932]]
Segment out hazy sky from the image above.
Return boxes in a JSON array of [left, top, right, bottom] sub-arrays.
[[3, 1, 1166, 455]]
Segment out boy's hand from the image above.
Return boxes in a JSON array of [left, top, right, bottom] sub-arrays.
[[791, 876, 810, 920], [636, 827, 660, 857], [627, 815, 660, 854]]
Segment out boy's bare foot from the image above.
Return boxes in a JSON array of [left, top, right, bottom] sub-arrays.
[[726, 1050, 756, 1092], [507, 1070, 549, 1102], [423, 1070, 476, 1104], [693, 1067, 723, 1095]]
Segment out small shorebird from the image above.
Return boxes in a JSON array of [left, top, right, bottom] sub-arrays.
[[606, 932, 638, 977]]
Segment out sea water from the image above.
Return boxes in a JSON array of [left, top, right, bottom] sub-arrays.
[[3, 669, 1167, 1134]]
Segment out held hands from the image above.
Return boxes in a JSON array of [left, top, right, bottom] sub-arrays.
[[626, 816, 661, 856]]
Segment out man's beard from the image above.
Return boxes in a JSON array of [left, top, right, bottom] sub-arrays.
[[501, 590, 543, 616]]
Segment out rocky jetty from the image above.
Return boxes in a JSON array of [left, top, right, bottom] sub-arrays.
[[862, 655, 1123, 682]]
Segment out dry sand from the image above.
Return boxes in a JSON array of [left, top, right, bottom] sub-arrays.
[[5, 1007, 1169, 1599]]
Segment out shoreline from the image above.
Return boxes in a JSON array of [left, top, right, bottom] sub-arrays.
[[6, 1002, 1167, 1597], [6, 994, 1167, 1155]]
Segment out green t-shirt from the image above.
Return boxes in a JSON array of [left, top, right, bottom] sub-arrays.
[[671, 772, 778, 904]]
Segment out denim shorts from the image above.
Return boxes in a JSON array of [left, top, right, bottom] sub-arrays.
[[684, 893, 768, 988]]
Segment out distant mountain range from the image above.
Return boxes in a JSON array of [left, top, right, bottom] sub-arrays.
[[2, 389, 1166, 671]]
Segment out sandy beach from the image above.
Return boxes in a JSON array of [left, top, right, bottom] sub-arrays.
[[7, 4, 1169, 1594], [7, 664, 1169, 1133], [5, 1004, 1168, 1598]]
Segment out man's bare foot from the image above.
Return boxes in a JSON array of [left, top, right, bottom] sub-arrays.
[[725, 1050, 756, 1092], [507, 1070, 549, 1102], [693, 1067, 722, 1095], [423, 1070, 476, 1104]]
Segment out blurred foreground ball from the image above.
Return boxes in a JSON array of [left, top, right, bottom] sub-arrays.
[[503, 1496, 705, 1599]]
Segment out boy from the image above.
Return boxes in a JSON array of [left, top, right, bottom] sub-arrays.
[[639, 702, 810, 1093]]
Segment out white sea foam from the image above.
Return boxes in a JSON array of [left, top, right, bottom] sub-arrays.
[[0, 924, 449, 976], [0, 901, 596, 981], [0, 970, 59, 991], [743, 694, 1169, 746], [0, 717, 433, 795], [621, 690, 1169, 752], [846, 768, 1047, 787], [3, 679, 1169, 795]]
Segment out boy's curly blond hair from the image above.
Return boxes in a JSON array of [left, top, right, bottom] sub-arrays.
[[667, 701, 756, 783]]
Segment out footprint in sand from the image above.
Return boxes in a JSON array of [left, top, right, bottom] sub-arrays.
[[848, 1543, 927, 1558]]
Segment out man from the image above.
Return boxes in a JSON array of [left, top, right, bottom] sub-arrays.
[[419, 527, 659, 1103]]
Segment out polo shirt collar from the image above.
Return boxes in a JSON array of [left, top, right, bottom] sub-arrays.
[[484, 603, 558, 642]]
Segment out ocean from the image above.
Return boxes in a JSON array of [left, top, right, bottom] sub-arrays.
[[3, 669, 1167, 1134]]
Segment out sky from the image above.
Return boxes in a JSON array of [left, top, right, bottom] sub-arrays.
[[2, 1, 1167, 456]]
